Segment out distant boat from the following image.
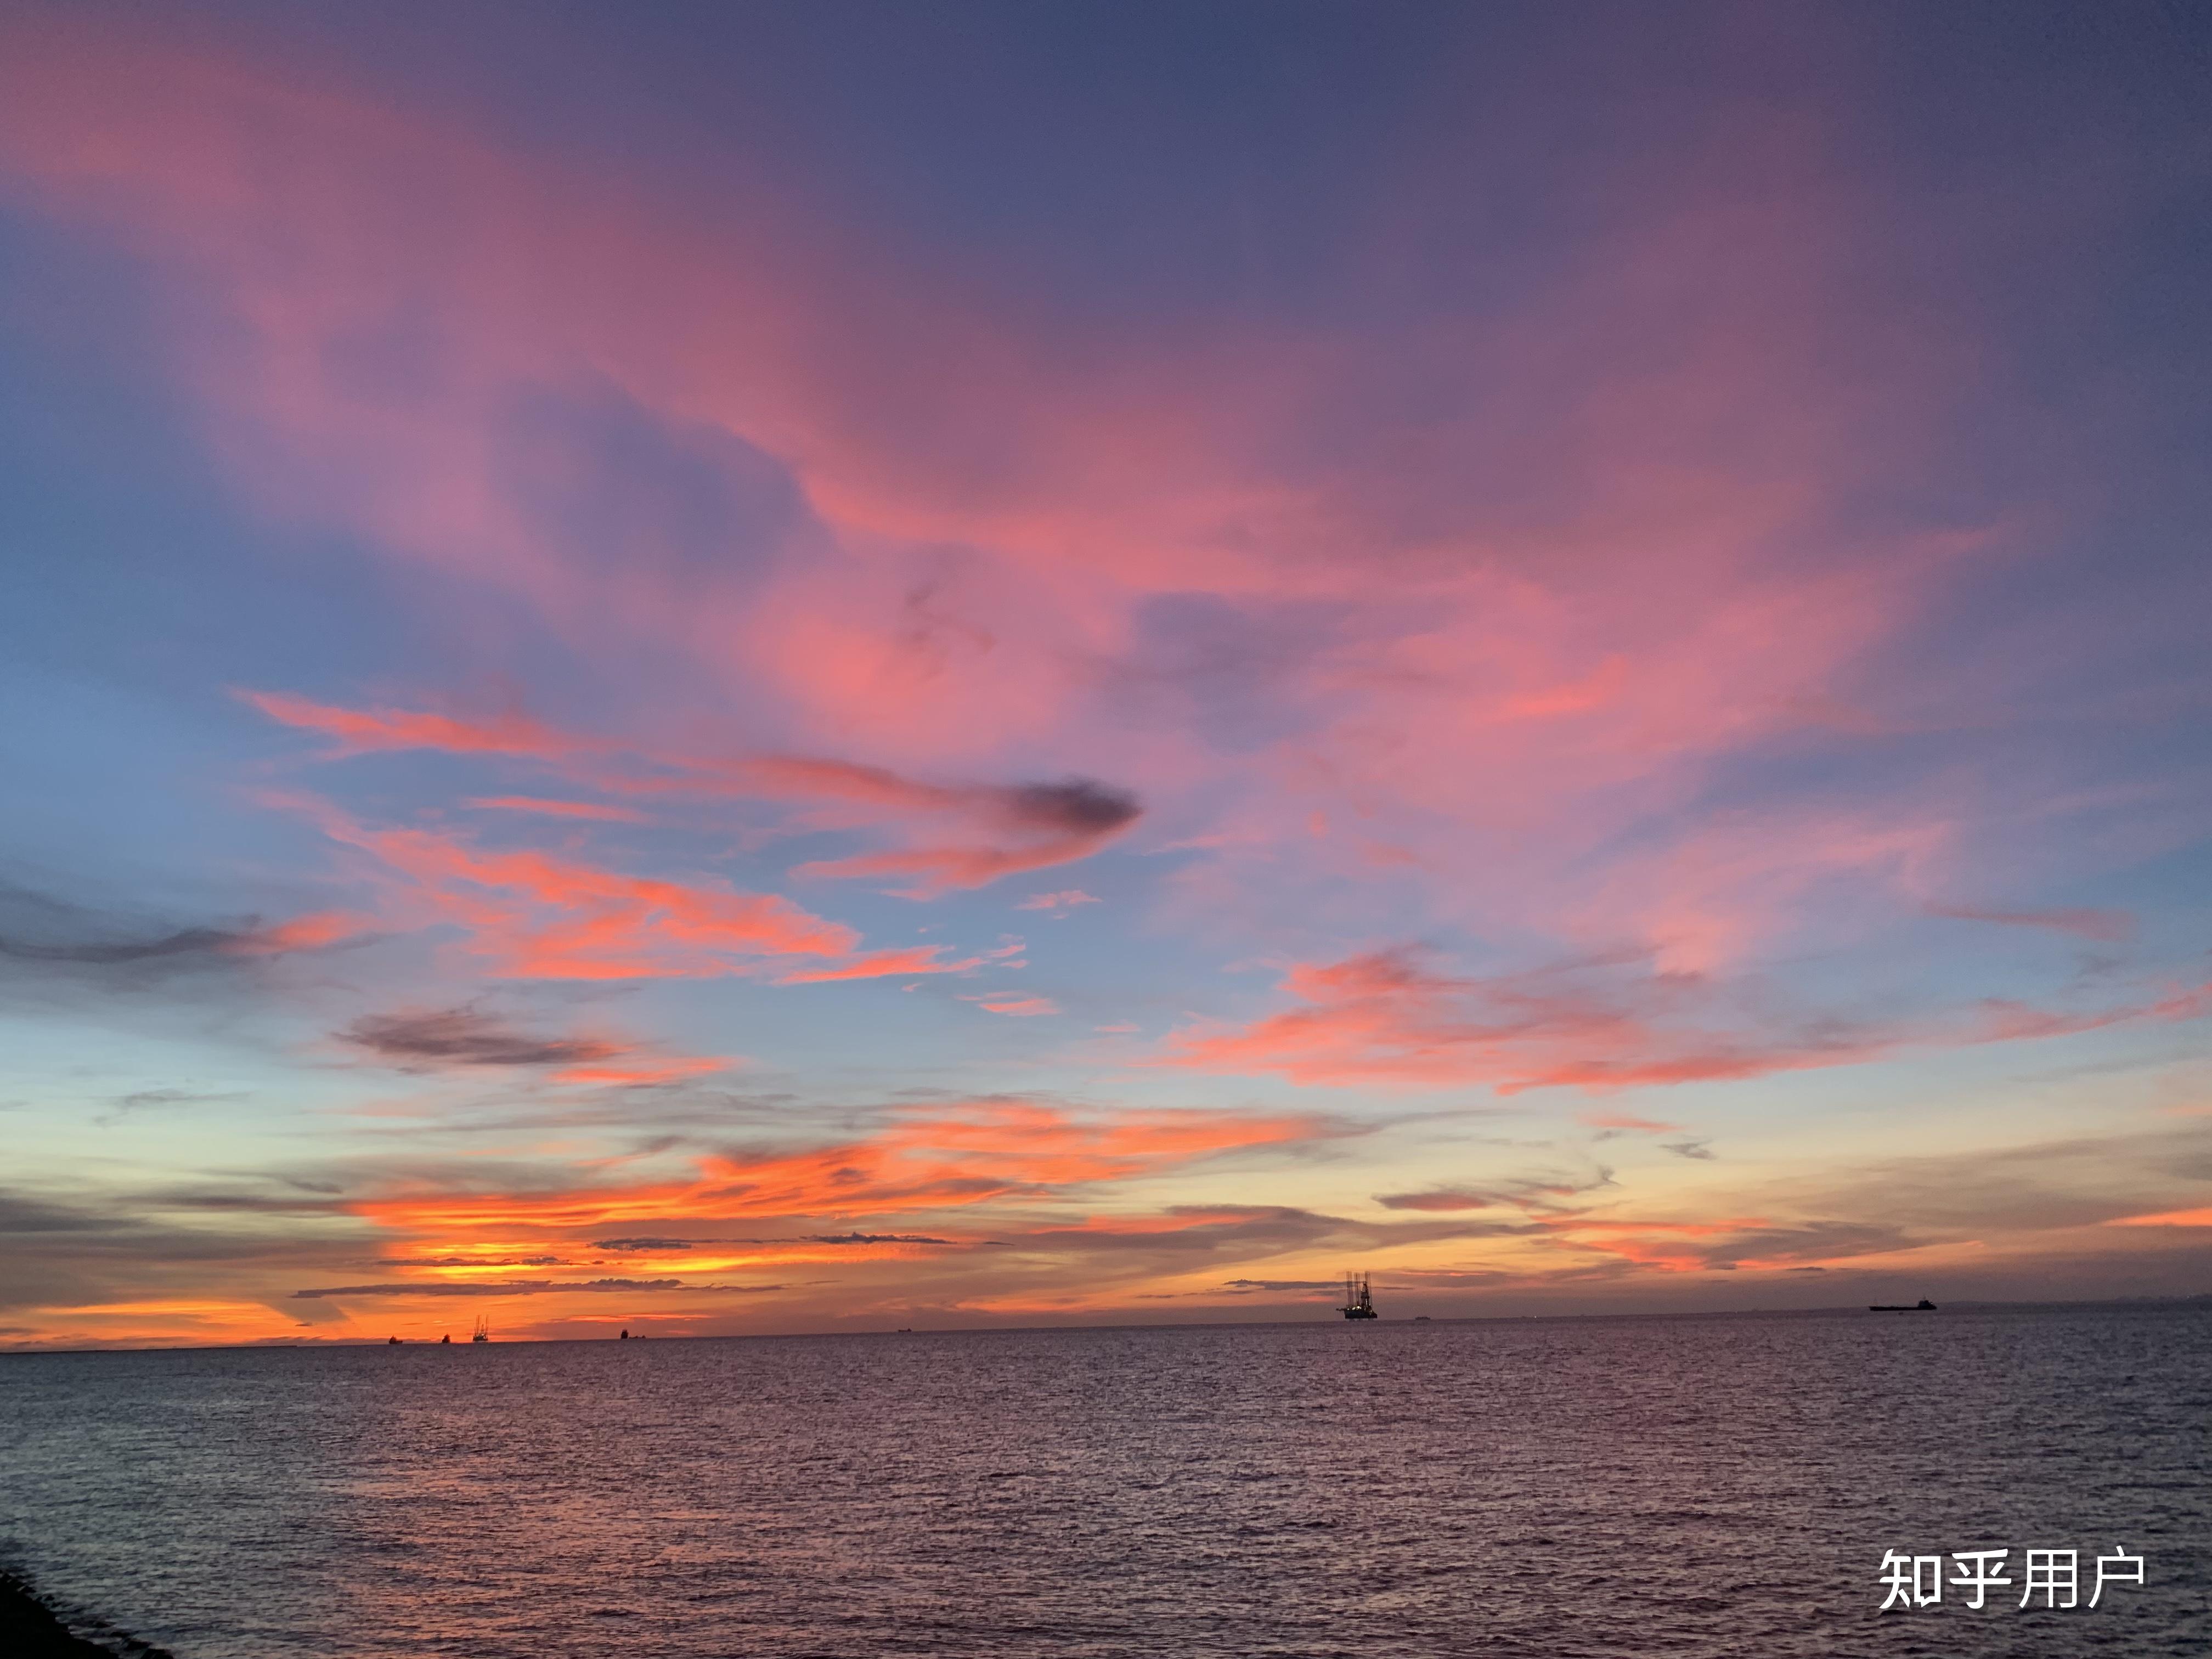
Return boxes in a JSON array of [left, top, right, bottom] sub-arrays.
[[1870, 1300, 1937, 1312], [1413, 1316, 1432, 1322], [387, 1335, 401, 1345], [471, 1315, 491, 1342], [1339, 1271, 1379, 1320], [439, 1333, 451, 1345]]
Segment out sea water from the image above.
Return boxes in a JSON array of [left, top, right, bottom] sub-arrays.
[[1, 1305, 2205, 1657]]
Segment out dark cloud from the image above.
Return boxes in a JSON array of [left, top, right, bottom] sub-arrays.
[[1002, 1206, 1521, 1278], [111, 1088, 246, 1111], [1, 927, 245, 964], [0, 881, 355, 970], [0, 1192, 126, 1235], [142, 1188, 348, 1214], [343, 1007, 616, 1070], [998, 780, 1141, 837], [589, 1232, 956, 1251], [591, 1236, 698, 1251], [1220, 1278, 1341, 1292], [0, 884, 339, 1027], [1927, 902, 2135, 943], [402, 1256, 567, 1268], [0, 883, 252, 979], [0, 1183, 366, 1317], [1662, 1138, 1716, 1160], [1375, 1169, 1613, 1214], [94, 1088, 249, 1127], [291, 1278, 688, 1298], [1374, 1188, 1505, 1212], [1677, 1221, 1911, 1271], [1364, 1267, 1517, 1289]]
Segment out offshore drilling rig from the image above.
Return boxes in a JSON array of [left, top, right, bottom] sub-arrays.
[[1339, 1271, 1378, 1319]]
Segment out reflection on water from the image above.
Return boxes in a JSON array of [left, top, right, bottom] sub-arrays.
[[2, 1306, 2206, 1657]]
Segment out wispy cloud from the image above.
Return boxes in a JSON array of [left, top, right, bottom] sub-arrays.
[[246, 693, 1141, 895], [348, 1098, 1327, 1238], [0, 884, 365, 983], [266, 791, 999, 983], [1927, 902, 2135, 943], [963, 994, 1060, 1018], [1017, 889, 1101, 914], [1163, 947, 2212, 1093]]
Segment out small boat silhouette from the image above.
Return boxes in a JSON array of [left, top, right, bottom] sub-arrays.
[[471, 1316, 490, 1342], [1869, 1299, 1937, 1312]]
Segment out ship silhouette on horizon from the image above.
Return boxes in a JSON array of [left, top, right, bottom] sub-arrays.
[[1339, 1271, 1378, 1319]]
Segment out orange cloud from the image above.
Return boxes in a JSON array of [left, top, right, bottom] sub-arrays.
[[547, 1056, 731, 1088], [351, 1098, 1323, 1239], [12, 1299, 313, 1348], [2105, 1207, 2212, 1228]]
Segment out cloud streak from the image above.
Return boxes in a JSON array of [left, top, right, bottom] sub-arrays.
[[1163, 947, 2212, 1093], [266, 792, 1000, 983], [246, 692, 1142, 896]]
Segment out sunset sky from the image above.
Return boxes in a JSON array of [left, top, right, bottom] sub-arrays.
[[3, 2, 2208, 1349]]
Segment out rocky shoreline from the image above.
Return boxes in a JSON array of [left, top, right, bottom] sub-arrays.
[[0, 1570, 167, 1657]]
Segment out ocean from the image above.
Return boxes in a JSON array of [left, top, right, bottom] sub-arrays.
[[1, 1305, 2204, 1657]]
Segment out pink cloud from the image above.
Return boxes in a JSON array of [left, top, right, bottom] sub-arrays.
[[241, 692, 589, 760], [964, 994, 1061, 1018], [245, 691, 1139, 895], [1927, 903, 2136, 944], [267, 792, 991, 983], [0, 24, 1962, 810], [1161, 947, 2212, 1094], [776, 947, 984, 985], [0, 17, 2159, 1128]]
